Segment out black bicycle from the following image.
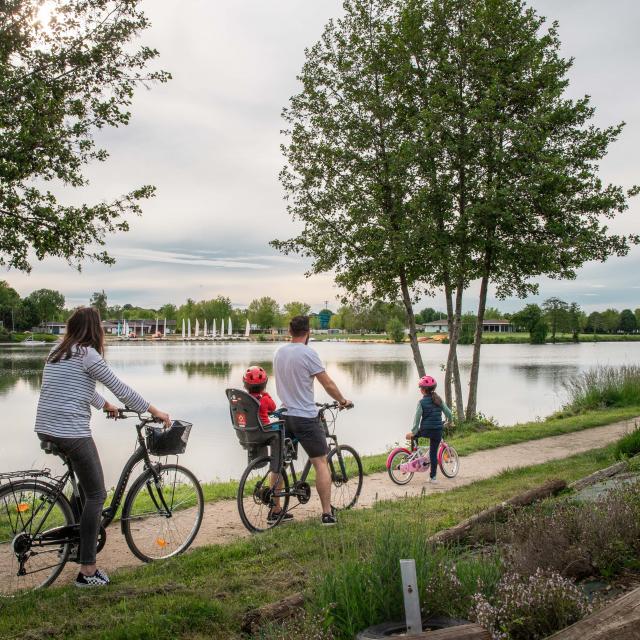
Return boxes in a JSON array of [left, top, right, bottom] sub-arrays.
[[0, 410, 204, 595], [228, 391, 363, 533]]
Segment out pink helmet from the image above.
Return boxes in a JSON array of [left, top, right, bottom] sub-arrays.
[[418, 375, 437, 390]]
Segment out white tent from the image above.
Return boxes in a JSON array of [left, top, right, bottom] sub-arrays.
[[220, 318, 225, 337], [245, 319, 250, 337], [228, 317, 233, 336], [195, 319, 200, 337], [212, 319, 217, 338], [204, 319, 208, 337], [182, 319, 185, 338], [187, 318, 192, 339]]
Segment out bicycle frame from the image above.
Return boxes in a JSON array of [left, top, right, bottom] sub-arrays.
[[385, 436, 449, 470]]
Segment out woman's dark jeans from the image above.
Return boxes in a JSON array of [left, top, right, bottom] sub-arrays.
[[416, 428, 442, 479], [37, 434, 106, 565]]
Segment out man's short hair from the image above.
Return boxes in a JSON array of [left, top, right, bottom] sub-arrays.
[[290, 315, 310, 337]]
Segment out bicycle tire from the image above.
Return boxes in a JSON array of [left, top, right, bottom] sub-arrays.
[[328, 445, 363, 510], [237, 456, 289, 533], [122, 464, 204, 563], [0, 479, 74, 595], [439, 444, 459, 478], [387, 450, 414, 486]]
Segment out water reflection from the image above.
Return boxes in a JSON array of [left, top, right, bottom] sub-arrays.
[[337, 360, 412, 388], [163, 361, 232, 379], [0, 353, 46, 395]]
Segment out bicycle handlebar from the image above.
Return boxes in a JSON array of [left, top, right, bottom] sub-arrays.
[[315, 401, 355, 411], [104, 407, 163, 424]]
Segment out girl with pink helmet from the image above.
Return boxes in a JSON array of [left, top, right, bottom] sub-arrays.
[[405, 375, 453, 482]]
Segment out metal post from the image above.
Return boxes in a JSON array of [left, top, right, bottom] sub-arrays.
[[400, 559, 422, 635]]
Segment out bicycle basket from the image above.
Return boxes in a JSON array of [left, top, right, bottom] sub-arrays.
[[146, 420, 192, 456]]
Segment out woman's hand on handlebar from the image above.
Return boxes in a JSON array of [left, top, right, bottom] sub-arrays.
[[339, 399, 354, 410], [103, 401, 120, 418], [148, 404, 171, 428]]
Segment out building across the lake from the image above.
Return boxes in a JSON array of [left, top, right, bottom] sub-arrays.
[[37, 319, 177, 336], [420, 319, 515, 334]]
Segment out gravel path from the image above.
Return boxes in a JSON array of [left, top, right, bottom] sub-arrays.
[[51, 417, 639, 583]]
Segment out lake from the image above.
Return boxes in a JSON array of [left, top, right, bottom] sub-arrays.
[[1, 341, 638, 485]]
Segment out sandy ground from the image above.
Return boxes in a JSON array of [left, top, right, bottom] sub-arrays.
[[17, 417, 640, 586]]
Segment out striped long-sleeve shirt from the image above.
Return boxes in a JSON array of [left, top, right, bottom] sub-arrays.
[[34, 345, 149, 438]]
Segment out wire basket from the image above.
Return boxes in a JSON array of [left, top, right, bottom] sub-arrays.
[[146, 420, 192, 456]]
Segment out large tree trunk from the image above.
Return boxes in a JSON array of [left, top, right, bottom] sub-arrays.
[[452, 282, 465, 420], [466, 264, 490, 420], [400, 269, 425, 377], [443, 279, 455, 408]]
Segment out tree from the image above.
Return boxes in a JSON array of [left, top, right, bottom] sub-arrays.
[[24, 289, 65, 325], [90, 291, 108, 319], [567, 303, 586, 342], [416, 307, 446, 324], [158, 304, 178, 320], [484, 307, 503, 320], [386, 317, 405, 343], [635, 308, 640, 331], [511, 304, 543, 333], [0, 1, 170, 272], [248, 297, 280, 330], [531, 320, 548, 345], [601, 308, 621, 334], [619, 309, 637, 334], [542, 298, 569, 343], [0, 281, 20, 330], [586, 311, 604, 338], [282, 302, 311, 325], [273, 0, 433, 378]]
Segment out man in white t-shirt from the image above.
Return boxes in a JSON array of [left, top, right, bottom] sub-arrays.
[[273, 315, 351, 526]]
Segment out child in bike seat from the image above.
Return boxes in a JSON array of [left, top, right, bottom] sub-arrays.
[[243, 366, 276, 425], [405, 375, 453, 483]]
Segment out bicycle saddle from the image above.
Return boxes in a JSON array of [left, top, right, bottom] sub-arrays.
[[40, 440, 62, 457]]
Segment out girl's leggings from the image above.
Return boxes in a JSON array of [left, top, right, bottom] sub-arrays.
[[37, 434, 106, 565], [416, 428, 442, 479]]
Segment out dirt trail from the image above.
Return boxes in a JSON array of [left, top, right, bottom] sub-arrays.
[[66, 417, 638, 581]]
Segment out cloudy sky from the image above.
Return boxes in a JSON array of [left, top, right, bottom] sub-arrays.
[[7, 0, 640, 312]]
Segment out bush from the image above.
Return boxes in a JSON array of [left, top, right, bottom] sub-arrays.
[[470, 568, 591, 640], [385, 318, 405, 343], [0, 326, 10, 342], [614, 425, 640, 460], [563, 365, 640, 411], [530, 320, 548, 344]]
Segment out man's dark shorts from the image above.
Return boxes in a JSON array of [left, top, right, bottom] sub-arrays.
[[284, 415, 328, 459]]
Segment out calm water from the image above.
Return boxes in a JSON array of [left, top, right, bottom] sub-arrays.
[[1, 341, 638, 485]]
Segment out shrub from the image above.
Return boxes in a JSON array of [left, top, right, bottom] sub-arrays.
[[614, 425, 640, 460], [386, 318, 405, 343], [562, 365, 640, 411], [530, 320, 548, 344], [470, 568, 592, 640]]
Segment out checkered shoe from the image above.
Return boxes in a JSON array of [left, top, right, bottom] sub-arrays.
[[74, 569, 110, 588]]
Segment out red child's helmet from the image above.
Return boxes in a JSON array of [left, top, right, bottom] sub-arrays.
[[418, 375, 437, 390], [243, 366, 268, 385]]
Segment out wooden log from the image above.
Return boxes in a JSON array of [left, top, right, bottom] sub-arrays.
[[568, 461, 627, 491], [406, 623, 491, 639], [241, 592, 305, 633], [545, 585, 640, 639], [428, 479, 567, 546]]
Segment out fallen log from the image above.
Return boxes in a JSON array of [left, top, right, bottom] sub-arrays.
[[428, 479, 567, 546], [241, 592, 305, 634], [545, 585, 640, 639], [568, 461, 627, 491], [409, 624, 491, 639]]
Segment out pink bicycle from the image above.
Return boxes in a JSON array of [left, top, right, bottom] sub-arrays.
[[386, 435, 459, 485]]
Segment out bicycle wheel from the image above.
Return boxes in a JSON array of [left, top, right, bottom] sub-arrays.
[[0, 480, 74, 596], [439, 444, 459, 478], [237, 456, 289, 533], [387, 450, 414, 485], [122, 464, 204, 563], [328, 445, 363, 510]]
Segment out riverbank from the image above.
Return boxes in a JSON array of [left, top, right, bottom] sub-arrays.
[[0, 444, 626, 640]]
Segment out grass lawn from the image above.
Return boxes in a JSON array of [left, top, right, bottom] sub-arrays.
[[0, 446, 619, 640]]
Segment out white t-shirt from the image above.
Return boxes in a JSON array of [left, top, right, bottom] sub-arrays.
[[273, 342, 325, 418]]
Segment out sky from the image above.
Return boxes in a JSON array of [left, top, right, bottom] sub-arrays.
[[6, 0, 640, 313]]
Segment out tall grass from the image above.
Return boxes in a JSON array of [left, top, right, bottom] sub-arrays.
[[314, 518, 502, 639], [563, 365, 640, 412]]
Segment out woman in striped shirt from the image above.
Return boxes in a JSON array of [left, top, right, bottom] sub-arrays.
[[35, 307, 171, 588]]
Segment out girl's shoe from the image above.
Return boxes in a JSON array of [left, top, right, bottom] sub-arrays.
[[75, 569, 110, 588], [429, 477, 438, 484]]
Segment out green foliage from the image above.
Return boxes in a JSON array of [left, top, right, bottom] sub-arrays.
[[614, 426, 640, 460], [90, 290, 108, 319], [0, 0, 170, 272], [385, 317, 405, 343], [563, 365, 640, 411], [542, 297, 569, 342], [530, 320, 548, 344], [282, 301, 311, 325], [619, 309, 637, 333], [511, 304, 542, 333], [248, 297, 281, 330]]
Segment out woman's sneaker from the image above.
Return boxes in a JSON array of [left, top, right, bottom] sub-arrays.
[[321, 512, 337, 526], [75, 569, 110, 588], [267, 509, 294, 525]]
